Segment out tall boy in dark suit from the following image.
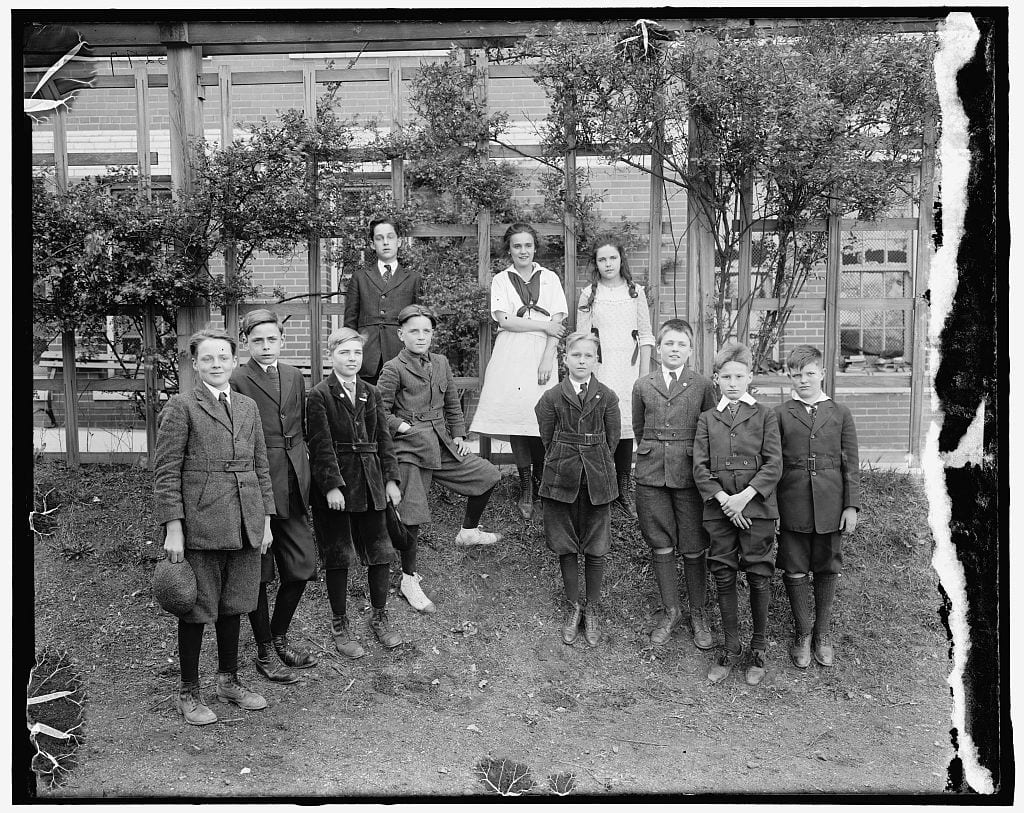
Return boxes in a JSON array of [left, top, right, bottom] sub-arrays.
[[693, 341, 782, 686], [343, 216, 423, 384], [307, 327, 405, 654], [232, 309, 317, 683], [774, 345, 860, 669]]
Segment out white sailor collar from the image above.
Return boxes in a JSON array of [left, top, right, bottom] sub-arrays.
[[716, 391, 758, 411]]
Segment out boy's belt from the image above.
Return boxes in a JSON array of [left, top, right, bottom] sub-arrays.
[[265, 434, 298, 450], [642, 430, 693, 442], [333, 441, 379, 453], [710, 454, 762, 472], [553, 431, 606, 445], [397, 407, 444, 422], [784, 456, 836, 471], [361, 317, 400, 327], [182, 458, 254, 472]]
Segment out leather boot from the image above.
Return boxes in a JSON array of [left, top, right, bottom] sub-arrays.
[[331, 615, 365, 659], [516, 466, 534, 520], [177, 682, 217, 725], [650, 605, 683, 646], [561, 602, 583, 645], [613, 473, 636, 518], [369, 607, 402, 649], [690, 610, 715, 651], [583, 603, 601, 647], [272, 634, 317, 669], [253, 641, 299, 684]]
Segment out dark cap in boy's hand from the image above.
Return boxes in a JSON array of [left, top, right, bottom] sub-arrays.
[[153, 557, 198, 617]]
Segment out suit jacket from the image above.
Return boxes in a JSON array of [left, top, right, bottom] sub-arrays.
[[153, 386, 276, 550], [376, 349, 466, 468], [231, 361, 310, 518], [535, 376, 620, 505], [693, 401, 783, 520], [343, 262, 422, 377], [306, 374, 400, 513], [631, 367, 717, 489], [774, 399, 861, 533]]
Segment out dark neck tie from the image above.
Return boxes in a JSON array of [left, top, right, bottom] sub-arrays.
[[728, 400, 739, 419], [578, 381, 588, 406], [218, 391, 232, 425], [343, 380, 355, 401], [266, 363, 280, 402], [668, 370, 679, 394], [809, 403, 818, 421], [382, 264, 393, 283]]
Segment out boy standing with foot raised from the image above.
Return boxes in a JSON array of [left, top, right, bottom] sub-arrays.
[[377, 305, 503, 613], [775, 345, 860, 669], [232, 309, 318, 684]]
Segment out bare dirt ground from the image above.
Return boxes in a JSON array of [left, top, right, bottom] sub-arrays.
[[29, 462, 955, 799]]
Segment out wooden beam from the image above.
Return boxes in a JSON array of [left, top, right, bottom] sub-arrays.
[[823, 212, 842, 397], [737, 216, 920, 233], [60, 331, 80, 467], [33, 151, 160, 167], [737, 172, 753, 343], [304, 66, 324, 386], [389, 58, 405, 207], [648, 119, 665, 339], [909, 113, 936, 461], [475, 48, 492, 460], [220, 64, 239, 340], [563, 127, 577, 327]]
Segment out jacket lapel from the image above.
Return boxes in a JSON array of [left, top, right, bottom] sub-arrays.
[[365, 263, 386, 294], [386, 266, 411, 294], [810, 400, 834, 432], [329, 375, 355, 415], [647, 370, 671, 400], [710, 407, 733, 429], [730, 401, 757, 428], [787, 401, 814, 429], [194, 386, 233, 433], [580, 376, 602, 418], [243, 361, 279, 404], [400, 350, 429, 382], [559, 377, 582, 411]]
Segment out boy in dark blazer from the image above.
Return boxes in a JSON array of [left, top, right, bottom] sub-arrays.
[[774, 345, 860, 669], [535, 332, 620, 647], [377, 305, 503, 613], [307, 327, 405, 654], [232, 309, 317, 683], [632, 319, 718, 649], [693, 342, 782, 686], [343, 216, 423, 384], [154, 328, 276, 725]]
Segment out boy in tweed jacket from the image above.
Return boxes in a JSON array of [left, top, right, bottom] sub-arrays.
[[154, 328, 276, 725], [631, 319, 717, 649], [693, 342, 782, 686], [774, 345, 860, 669]]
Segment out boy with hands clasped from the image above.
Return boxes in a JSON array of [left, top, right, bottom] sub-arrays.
[[307, 328, 405, 655], [693, 341, 782, 686], [774, 345, 860, 669]]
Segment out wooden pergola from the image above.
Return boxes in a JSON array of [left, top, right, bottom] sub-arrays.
[[23, 13, 940, 466]]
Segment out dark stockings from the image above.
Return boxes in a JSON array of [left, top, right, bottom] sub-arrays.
[[214, 614, 240, 674], [613, 438, 634, 479], [462, 485, 496, 529], [177, 621, 204, 685]]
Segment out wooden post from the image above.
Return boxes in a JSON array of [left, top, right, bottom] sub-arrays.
[[648, 120, 665, 336], [686, 111, 715, 374], [164, 29, 208, 393], [909, 114, 936, 461], [219, 65, 239, 339], [823, 211, 842, 399], [51, 103, 80, 466], [389, 58, 405, 207], [474, 49, 492, 460], [304, 67, 323, 385], [135, 66, 160, 467], [563, 125, 577, 324], [737, 172, 753, 344]]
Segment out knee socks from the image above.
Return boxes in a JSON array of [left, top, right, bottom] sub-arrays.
[[270, 580, 307, 638], [214, 614, 241, 674], [177, 620, 204, 685], [325, 567, 349, 618], [529, 437, 545, 489], [509, 435, 535, 469], [651, 551, 679, 610], [682, 551, 709, 616], [613, 439, 634, 480], [585, 554, 605, 606], [368, 563, 390, 610], [747, 572, 771, 651], [784, 573, 814, 636], [713, 569, 741, 655], [463, 485, 496, 530], [248, 582, 272, 645], [400, 526, 419, 576], [813, 573, 838, 637], [559, 554, 580, 604]]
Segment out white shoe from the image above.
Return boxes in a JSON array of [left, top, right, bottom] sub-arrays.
[[400, 572, 436, 613], [454, 527, 504, 547]]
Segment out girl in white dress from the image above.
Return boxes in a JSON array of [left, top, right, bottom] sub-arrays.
[[470, 223, 567, 520], [576, 237, 654, 515]]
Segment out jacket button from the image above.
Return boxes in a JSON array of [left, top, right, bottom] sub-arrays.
[[380, 310, 386, 315], [811, 471, 817, 476], [810, 434, 815, 439], [730, 433, 736, 438]]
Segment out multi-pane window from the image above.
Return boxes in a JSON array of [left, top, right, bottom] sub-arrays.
[[840, 231, 911, 358]]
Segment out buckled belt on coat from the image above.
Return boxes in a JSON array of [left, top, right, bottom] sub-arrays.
[[265, 435, 297, 450], [784, 456, 836, 471], [361, 317, 399, 327], [552, 431, 606, 446], [642, 431, 693, 442], [710, 454, 763, 472], [182, 458, 254, 472], [333, 441, 379, 453], [397, 408, 444, 422]]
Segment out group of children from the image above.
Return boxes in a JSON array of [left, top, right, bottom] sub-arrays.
[[153, 217, 859, 727]]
